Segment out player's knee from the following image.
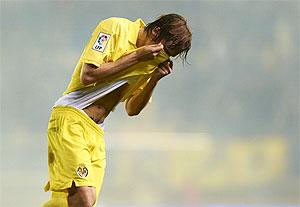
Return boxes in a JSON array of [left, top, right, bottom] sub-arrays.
[[69, 192, 96, 207], [68, 184, 96, 207], [78, 195, 96, 207], [79, 193, 95, 207]]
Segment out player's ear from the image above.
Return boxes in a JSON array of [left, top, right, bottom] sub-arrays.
[[152, 26, 161, 37]]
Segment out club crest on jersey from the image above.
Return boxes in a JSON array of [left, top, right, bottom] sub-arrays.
[[76, 164, 88, 178], [92, 32, 111, 52]]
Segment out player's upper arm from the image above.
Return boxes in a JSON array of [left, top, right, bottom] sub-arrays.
[[80, 18, 118, 67]]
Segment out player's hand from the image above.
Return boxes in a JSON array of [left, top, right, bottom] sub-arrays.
[[136, 43, 164, 61], [152, 60, 173, 81]]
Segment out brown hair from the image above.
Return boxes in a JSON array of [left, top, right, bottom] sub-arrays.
[[145, 13, 192, 61]]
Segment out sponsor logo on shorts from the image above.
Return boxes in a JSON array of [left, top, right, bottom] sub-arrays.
[[76, 164, 88, 178], [92, 32, 111, 52]]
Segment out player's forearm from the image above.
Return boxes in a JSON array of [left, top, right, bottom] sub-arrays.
[[81, 52, 140, 85], [81, 44, 164, 85], [125, 76, 159, 116]]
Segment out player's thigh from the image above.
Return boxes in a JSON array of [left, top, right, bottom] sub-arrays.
[[47, 111, 94, 190]]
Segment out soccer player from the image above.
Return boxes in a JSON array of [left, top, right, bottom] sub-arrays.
[[42, 13, 192, 207]]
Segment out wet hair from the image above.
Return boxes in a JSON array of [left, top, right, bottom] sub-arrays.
[[145, 13, 192, 62]]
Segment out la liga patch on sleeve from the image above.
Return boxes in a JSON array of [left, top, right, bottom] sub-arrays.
[[92, 32, 111, 52]]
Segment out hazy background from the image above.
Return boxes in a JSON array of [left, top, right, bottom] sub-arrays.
[[0, 0, 299, 206]]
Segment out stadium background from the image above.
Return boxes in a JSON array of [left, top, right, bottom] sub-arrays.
[[0, 1, 299, 206]]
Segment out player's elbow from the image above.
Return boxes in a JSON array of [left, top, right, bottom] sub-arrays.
[[128, 112, 140, 116], [80, 65, 96, 86], [126, 109, 140, 116], [80, 74, 94, 86], [126, 104, 141, 116]]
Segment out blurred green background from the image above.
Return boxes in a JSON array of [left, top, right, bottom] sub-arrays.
[[0, 0, 299, 206]]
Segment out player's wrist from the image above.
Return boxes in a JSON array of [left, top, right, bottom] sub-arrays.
[[135, 46, 149, 62]]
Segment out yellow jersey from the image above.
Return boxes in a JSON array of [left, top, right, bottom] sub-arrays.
[[64, 17, 169, 101]]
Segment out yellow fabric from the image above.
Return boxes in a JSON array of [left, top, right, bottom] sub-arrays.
[[63, 17, 170, 97], [43, 106, 106, 205]]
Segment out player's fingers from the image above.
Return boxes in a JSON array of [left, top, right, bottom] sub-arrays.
[[166, 62, 173, 70], [156, 68, 166, 75], [158, 68, 165, 74], [161, 67, 171, 75], [153, 52, 160, 57], [165, 67, 172, 74], [161, 62, 173, 71], [151, 43, 164, 52]]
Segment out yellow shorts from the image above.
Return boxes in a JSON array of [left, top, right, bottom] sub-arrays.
[[43, 106, 106, 206]]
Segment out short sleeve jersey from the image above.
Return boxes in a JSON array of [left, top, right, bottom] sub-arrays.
[[64, 17, 170, 97]]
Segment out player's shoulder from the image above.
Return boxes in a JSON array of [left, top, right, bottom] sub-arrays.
[[100, 17, 133, 28], [95, 17, 141, 37]]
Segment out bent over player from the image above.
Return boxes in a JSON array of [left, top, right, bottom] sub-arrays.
[[43, 13, 192, 207]]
